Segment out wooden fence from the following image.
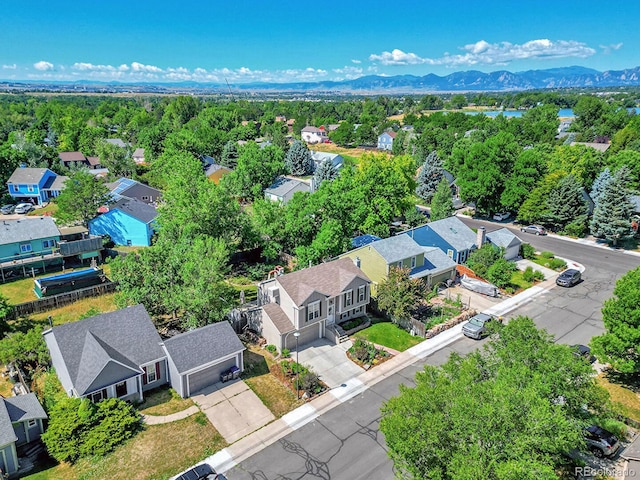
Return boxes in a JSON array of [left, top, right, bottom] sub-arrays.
[[10, 282, 117, 319]]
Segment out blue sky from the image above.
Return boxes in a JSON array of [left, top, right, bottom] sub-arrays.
[[0, 1, 635, 83]]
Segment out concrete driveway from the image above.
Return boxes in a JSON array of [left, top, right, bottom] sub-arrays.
[[295, 338, 364, 388], [191, 379, 274, 444]]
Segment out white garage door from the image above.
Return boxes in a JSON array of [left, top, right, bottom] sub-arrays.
[[187, 358, 237, 396], [504, 245, 520, 260], [285, 322, 321, 350]]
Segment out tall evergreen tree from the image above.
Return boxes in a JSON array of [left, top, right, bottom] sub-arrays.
[[415, 151, 443, 202], [589, 167, 612, 206], [545, 175, 588, 231], [590, 166, 634, 246], [430, 178, 455, 221], [285, 140, 313, 176], [313, 159, 338, 187], [220, 140, 239, 168]]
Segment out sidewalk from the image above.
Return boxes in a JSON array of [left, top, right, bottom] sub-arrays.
[[142, 405, 199, 425]]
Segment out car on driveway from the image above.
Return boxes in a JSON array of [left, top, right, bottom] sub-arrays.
[[520, 224, 546, 235], [0, 204, 15, 215], [585, 425, 620, 458], [556, 269, 581, 287], [572, 344, 596, 363], [14, 203, 34, 214], [492, 211, 511, 221], [176, 463, 216, 480], [462, 313, 497, 339]]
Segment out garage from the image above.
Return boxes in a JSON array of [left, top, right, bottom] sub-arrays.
[[162, 322, 246, 398], [284, 322, 322, 350], [486, 228, 523, 261], [186, 357, 237, 396]]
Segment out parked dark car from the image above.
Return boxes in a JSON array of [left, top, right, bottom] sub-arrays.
[[176, 463, 216, 480], [520, 224, 547, 235], [556, 269, 581, 287], [572, 344, 596, 363], [0, 204, 15, 215], [585, 425, 620, 458]]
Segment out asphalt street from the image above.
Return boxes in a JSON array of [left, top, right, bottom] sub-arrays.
[[227, 223, 640, 480]]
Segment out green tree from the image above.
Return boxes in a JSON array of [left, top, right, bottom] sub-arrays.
[[95, 140, 136, 179], [500, 146, 549, 212], [0, 327, 50, 372], [415, 151, 443, 202], [467, 243, 501, 279], [591, 267, 640, 373], [590, 166, 634, 246], [430, 178, 455, 221], [517, 172, 564, 224], [376, 267, 425, 322], [220, 140, 239, 168], [329, 121, 355, 146], [223, 143, 285, 200], [294, 219, 351, 267], [54, 170, 111, 227], [313, 159, 338, 187], [545, 174, 588, 231], [381, 317, 606, 480], [0, 293, 12, 335], [589, 167, 613, 206], [285, 140, 313, 176], [486, 257, 517, 288], [449, 94, 468, 109]]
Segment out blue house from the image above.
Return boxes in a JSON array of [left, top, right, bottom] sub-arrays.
[[377, 131, 396, 151], [0, 217, 61, 264], [7, 167, 62, 205], [401, 216, 478, 264], [89, 198, 158, 247]]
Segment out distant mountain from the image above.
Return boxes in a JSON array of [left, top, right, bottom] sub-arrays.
[[4, 66, 640, 94]]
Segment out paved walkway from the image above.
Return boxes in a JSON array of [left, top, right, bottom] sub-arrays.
[[142, 405, 200, 425]]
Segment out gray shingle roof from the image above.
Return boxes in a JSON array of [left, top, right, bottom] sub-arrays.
[[276, 257, 370, 306], [133, 148, 145, 158], [265, 177, 310, 198], [421, 247, 457, 275], [0, 218, 60, 246], [45, 175, 69, 192], [262, 303, 295, 334], [0, 401, 17, 446], [371, 235, 425, 264], [110, 198, 158, 224], [0, 393, 47, 447], [422, 216, 477, 252], [163, 322, 245, 374], [44, 305, 164, 396], [486, 228, 522, 249], [7, 167, 50, 185]]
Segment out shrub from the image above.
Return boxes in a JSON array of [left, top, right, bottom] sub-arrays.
[[533, 270, 545, 281], [265, 344, 277, 354], [281, 348, 291, 358], [349, 338, 380, 364], [562, 219, 588, 238], [539, 251, 555, 259], [341, 317, 366, 331], [466, 243, 502, 278], [299, 371, 322, 394], [32, 369, 66, 413], [597, 418, 628, 440], [547, 258, 567, 270], [521, 243, 536, 260], [522, 266, 536, 283], [487, 258, 517, 288]]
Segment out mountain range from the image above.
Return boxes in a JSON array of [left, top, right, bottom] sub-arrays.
[[4, 66, 640, 94]]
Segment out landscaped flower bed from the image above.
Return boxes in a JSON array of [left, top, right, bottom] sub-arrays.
[[339, 316, 371, 335], [271, 360, 327, 400], [347, 337, 392, 369]]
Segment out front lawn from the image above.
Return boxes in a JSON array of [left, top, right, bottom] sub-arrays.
[[138, 386, 194, 416], [506, 270, 534, 293], [27, 203, 58, 217], [597, 373, 640, 423], [25, 413, 226, 480], [355, 318, 423, 352]]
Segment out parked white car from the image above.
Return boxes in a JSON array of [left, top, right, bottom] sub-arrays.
[[14, 203, 34, 214], [492, 211, 511, 221]]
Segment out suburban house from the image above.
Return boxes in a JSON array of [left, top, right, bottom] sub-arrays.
[[0, 394, 47, 475], [132, 148, 145, 165], [485, 227, 522, 260], [351, 234, 382, 248], [570, 141, 610, 153], [301, 126, 328, 144], [7, 167, 63, 205], [377, 131, 396, 151], [104, 138, 129, 149], [161, 322, 245, 398], [107, 178, 162, 205], [205, 163, 233, 185], [44, 305, 245, 402], [88, 198, 158, 246], [401, 216, 478, 264], [340, 234, 456, 291], [43, 305, 169, 402], [264, 176, 310, 204], [258, 258, 371, 351], [310, 151, 343, 172], [58, 152, 102, 170]]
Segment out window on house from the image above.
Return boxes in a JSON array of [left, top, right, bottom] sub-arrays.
[[411, 256, 416, 269], [307, 301, 320, 322], [127, 240, 132, 246], [344, 290, 353, 307], [447, 249, 454, 259], [397, 261, 403, 268], [27, 185, 35, 192], [358, 285, 366, 303], [27, 419, 38, 428], [116, 381, 127, 397], [143, 363, 159, 384], [11, 185, 18, 192], [142, 196, 150, 201], [42, 239, 55, 248], [90, 389, 107, 403], [20, 244, 32, 253]]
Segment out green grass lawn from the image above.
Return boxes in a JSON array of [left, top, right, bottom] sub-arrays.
[[355, 320, 423, 352], [27, 203, 58, 217], [509, 270, 534, 292]]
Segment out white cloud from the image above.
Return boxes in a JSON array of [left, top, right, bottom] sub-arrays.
[[369, 49, 426, 65], [351, 59, 361, 64], [600, 42, 623, 54], [2, 64, 16, 70], [34, 61, 54, 71], [333, 65, 364, 80], [130, 62, 163, 73]]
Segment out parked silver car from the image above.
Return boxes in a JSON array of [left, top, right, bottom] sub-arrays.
[[585, 425, 620, 458], [520, 225, 546, 235], [556, 269, 581, 287], [14, 203, 34, 214], [0, 204, 15, 215], [462, 313, 496, 339]]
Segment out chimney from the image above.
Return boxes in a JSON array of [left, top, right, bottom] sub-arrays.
[[476, 227, 486, 247], [354, 256, 361, 268]]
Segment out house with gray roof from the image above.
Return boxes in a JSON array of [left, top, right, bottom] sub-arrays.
[[0, 393, 47, 475], [132, 147, 145, 165], [258, 258, 371, 351], [7, 167, 60, 205], [88, 198, 158, 246], [340, 234, 456, 292], [401, 216, 478, 264], [162, 322, 245, 398], [106, 178, 162, 205], [0, 217, 60, 264], [264, 176, 310, 204], [486, 227, 522, 260], [43, 305, 167, 403], [310, 151, 343, 172]]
